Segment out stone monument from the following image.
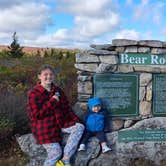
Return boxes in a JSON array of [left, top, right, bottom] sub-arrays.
[[17, 39, 166, 166]]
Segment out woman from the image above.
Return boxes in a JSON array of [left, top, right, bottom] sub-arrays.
[[27, 64, 84, 166]]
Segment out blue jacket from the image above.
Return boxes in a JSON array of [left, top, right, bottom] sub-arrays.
[[83, 98, 110, 132]]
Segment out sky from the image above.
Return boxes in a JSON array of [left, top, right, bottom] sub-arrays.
[[0, 0, 166, 49]]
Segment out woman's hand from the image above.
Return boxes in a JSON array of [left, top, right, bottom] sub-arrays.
[[53, 95, 59, 101], [53, 92, 60, 102]]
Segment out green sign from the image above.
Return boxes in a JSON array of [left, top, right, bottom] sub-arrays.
[[120, 53, 166, 65], [118, 130, 166, 142], [94, 74, 139, 116], [153, 74, 166, 116]]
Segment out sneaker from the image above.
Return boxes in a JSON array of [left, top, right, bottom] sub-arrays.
[[56, 160, 64, 166], [56, 160, 71, 166], [78, 144, 86, 151], [102, 145, 112, 153]]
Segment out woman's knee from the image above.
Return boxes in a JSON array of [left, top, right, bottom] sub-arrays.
[[76, 123, 85, 129], [76, 123, 85, 132]]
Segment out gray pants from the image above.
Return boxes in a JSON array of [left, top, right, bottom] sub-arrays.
[[43, 123, 84, 166]]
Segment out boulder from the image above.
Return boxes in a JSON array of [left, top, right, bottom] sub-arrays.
[[16, 117, 166, 166]]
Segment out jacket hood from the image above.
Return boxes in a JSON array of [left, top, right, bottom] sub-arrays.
[[88, 97, 101, 111]]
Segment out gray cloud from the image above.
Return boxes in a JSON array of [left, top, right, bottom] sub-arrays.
[[0, 1, 52, 45], [56, 0, 113, 17], [0, 0, 22, 9]]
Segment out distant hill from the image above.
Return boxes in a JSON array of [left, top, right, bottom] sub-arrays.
[[0, 45, 82, 55]]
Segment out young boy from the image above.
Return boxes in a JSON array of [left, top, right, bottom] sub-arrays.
[[78, 97, 111, 153]]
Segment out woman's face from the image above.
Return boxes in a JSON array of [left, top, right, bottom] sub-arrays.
[[38, 69, 54, 86]]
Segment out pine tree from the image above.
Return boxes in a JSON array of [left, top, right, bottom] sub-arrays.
[[8, 32, 24, 58]]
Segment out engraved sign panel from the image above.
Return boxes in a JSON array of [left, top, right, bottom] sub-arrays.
[[118, 130, 166, 142], [94, 74, 139, 116], [153, 74, 166, 116]]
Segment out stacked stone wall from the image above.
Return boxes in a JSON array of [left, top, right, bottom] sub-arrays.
[[75, 39, 166, 131]]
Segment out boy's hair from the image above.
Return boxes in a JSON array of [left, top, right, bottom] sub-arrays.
[[38, 64, 55, 75]]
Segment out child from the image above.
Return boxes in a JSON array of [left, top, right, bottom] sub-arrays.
[[78, 97, 111, 153], [27, 64, 84, 166]]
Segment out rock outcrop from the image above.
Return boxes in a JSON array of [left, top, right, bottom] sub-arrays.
[[16, 117, 166, 166]]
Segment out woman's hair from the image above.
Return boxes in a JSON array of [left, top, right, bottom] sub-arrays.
[[38, 64, 55, 75]]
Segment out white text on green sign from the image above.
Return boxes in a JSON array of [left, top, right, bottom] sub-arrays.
[[120, 53, 166, 65], [118, 130, 166, 142]]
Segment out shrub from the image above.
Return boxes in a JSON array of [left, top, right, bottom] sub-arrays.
[[0, 90, 30, 152], [0, 50, 9, 58], [0, 118, 15, 153], [0, 118, 15, 132]]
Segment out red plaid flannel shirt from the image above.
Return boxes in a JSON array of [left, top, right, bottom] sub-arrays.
[[26, 83, 80, 144]]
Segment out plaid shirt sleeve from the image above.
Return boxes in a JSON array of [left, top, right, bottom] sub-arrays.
[[27, 90, 59, 120]]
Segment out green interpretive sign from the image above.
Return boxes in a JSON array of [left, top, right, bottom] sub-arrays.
[[94, 74, 139, 116], [118, 130, 166, 142], [120, 53, 166, 65], [153, 74, 166, 116]]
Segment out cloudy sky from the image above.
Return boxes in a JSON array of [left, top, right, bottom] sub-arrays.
[[0, 0, 166, 49]]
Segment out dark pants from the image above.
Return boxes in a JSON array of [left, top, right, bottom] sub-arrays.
[[81, 131, 107, 144]]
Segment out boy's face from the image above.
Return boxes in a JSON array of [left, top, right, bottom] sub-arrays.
[[92, 105, 101, 113]]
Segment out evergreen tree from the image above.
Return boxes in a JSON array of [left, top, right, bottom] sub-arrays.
[[66, 51, 70, 58], [58, 50, 63, 59], [8, 32, 24, 58], [44, 50, 49, 57], [50, 48, 54, 56]]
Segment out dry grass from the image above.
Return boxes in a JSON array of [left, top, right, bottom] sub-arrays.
[[0, 157, 28, 166], [0, 140, 29, 166]]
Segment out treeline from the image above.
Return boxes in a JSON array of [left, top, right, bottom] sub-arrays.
[[0, 32, 82, 58]]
